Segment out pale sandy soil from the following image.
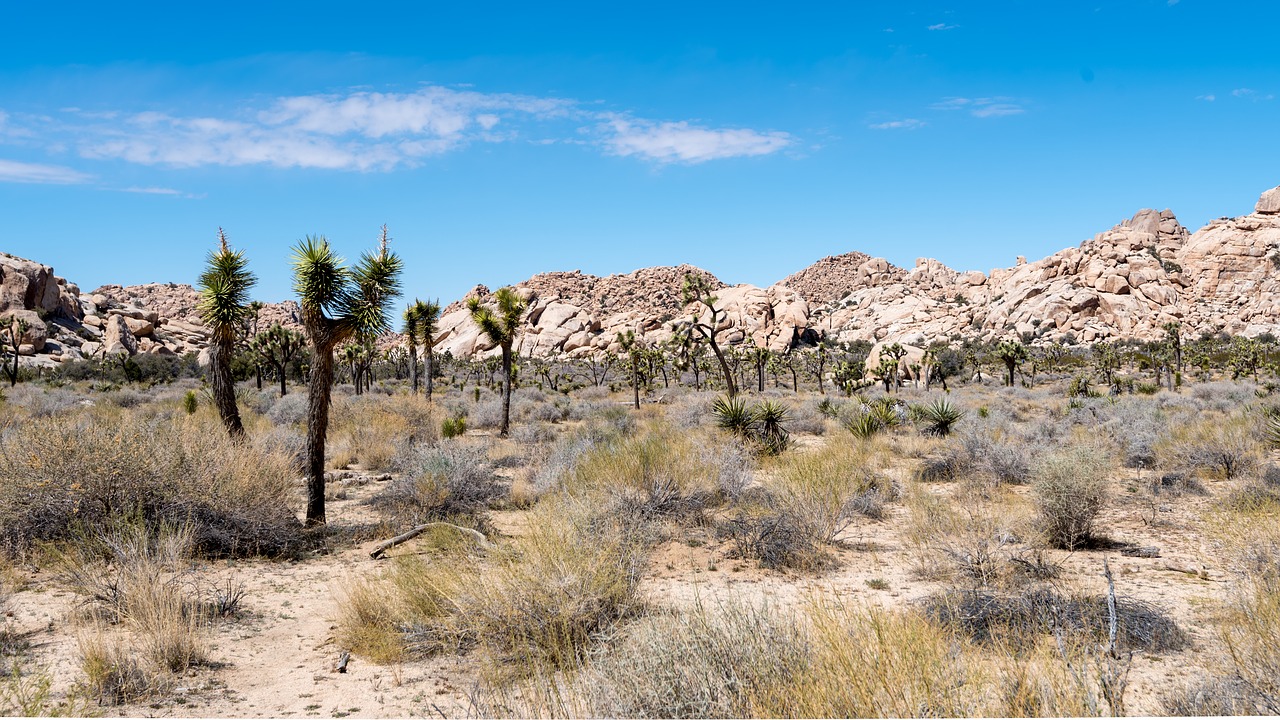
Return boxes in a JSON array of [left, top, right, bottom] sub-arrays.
[[2, 430, 1244, 718]]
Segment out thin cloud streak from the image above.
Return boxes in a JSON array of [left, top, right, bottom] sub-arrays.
[[868, 118, 926, 130], [0, 158, 93, 184], [600, 116, 792, 164], [32, 85, 793, 171]]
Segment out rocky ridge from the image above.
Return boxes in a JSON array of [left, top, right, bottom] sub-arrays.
[[5, 185, 1280, 367]]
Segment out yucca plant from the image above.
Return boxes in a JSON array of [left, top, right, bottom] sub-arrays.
[[292, 227, 402, 526], [468, 287, 527, 437], [712, 395, 753, 435], [919, 398, 964, 437], [844, 412, 884, 440], [197, 228, 256, 439], [1264, 410, 1280, 449], [753, 400, 792, 455]]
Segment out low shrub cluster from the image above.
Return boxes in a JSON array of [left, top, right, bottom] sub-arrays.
[[0, 408, 302, 558]]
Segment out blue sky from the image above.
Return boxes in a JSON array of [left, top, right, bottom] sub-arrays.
[[1, 1, 1277, 307]]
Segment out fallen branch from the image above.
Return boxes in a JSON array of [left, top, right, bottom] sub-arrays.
[[370, 522, 493, 559], [1161, 562, 1214, 580]]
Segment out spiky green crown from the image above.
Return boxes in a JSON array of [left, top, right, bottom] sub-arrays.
[[197, 231, 257, 330]]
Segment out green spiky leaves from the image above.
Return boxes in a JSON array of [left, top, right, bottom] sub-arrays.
[[468, 287, 527, 348], [197, 230, 257, 332], [291, 233, 403, 340]]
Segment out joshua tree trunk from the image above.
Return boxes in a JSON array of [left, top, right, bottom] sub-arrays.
[[500, 344, 513, 437], [278, 362, 288, 397], [632, 355, 640, 410], [425, 348, 434, 401], [408, 339, 419, 394], [1005, 360, 1016, 387], [209, 331, 245, 439], [305, 342, 336, 526]]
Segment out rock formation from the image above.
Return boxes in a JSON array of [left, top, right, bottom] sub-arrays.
[[6, 184, 1280, 368]]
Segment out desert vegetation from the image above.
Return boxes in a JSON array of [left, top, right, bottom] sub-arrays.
[[9, 268, 1280, 718]]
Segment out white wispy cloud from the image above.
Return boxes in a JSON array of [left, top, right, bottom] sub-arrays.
[[868, 118, 926, 130], [1197, 94, 1216, 102], [1232, 88, 1275, 101], [928, 23, 958, 30], [599, 116, 792, 164], [0, 158, 92, 184], [932, 96, 1025, 117], [23, 85, 789, 171]]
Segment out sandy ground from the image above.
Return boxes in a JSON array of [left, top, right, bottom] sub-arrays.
[[3, 432, 1244, 718]]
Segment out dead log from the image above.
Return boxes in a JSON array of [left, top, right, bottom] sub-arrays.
[[335, 651, 350, 673], [369, 522, 493, 559]]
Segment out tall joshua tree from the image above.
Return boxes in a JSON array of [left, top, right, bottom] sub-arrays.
[[467, 287, 527, 437], [996, 339, 1029, 388], [404, 303, 422, 395], [293, 228, 402, 526], [682, 272, 737, 396], [198, 228, 256, 439], [404, 298, 443, 399]]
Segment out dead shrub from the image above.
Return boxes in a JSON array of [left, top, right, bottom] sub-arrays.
[[718, 510, 830, 571]]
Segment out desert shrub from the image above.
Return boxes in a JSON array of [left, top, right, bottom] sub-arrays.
[[266, 391, 308, 426], [701, 439, 755, 501], [479, 597, 976, 719], [1098, 397, 1167, 468], [1158, 412, 1262, 480], [377, 442, 504, 527], [468, 397, 506, 429], [1221, 577, 1280, 712], [530, 431, 608, 496], [951, 413, 1040, 485], [511, 422, 555, 445], [774, 443, 896, 543], [786, 401, 827, 435], [492, 599, 810, 718], [0, 384, 83, 418], [181, 390, 198, 414], [64, 521, 209, 704], [1191, 380, 1261, 413], [1032, 442, 1113, 549], [719, 509, 829, 570], [0, 409, 302, 558], [329, 394, 438, 470], [922, 587, 1188, 652], [570, 427, 720, 525], [915, 455, 960, 483], [340, 500, 646, 670]]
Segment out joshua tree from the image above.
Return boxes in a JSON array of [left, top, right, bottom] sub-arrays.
[[1163, 321, 1183, 373], [403, 304, 422, 394], [996, 339, 1029, 387], [251, 322, 305, 397], [682, 272, 737, 397], [197, 228, 257, 439], [292, 229, 402, 526], [749, 346, 771, 393], [416, 299, 441, 400], [618, 329, 643, 409], [1, 314, 27, 387], [467, 287, 527, 437]]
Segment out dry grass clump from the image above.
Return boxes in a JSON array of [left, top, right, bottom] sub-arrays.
[[482, 597, 980, 718], [339, 499, 646, 671], [718, 509, 830, 571], [60, 521, 211, 705], [772, 442, 897, 541], [1156, 411, 1263, 480], [904, 493, 1035, 585], [1031, 441, 1114, 550], [374, 441, 505, 528], [328, 393, 439, 470], [0, 407, 301, 558], [567, 425, 723, 526]]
